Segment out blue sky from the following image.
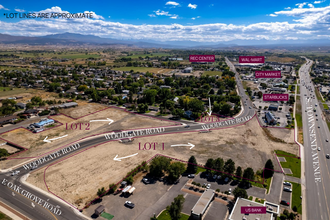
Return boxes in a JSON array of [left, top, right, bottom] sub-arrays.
[[0, 0, 330, 43]]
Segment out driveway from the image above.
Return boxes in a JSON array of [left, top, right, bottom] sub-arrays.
[[266, 173, 284, 203]]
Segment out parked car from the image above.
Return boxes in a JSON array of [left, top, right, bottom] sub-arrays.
[[228, 188, 232, 194], [213, 175, 217, 180], [283, 187, 292, 192], [217, 175, 221, 180], [142, 178, 149, 184], [206, 184, 211, 189], [188, 174, 195, 178], [283, 182, 291, 186], [281, 200, 290, 206], [224, 177, 229, 183], [125, 201, 135, 208]]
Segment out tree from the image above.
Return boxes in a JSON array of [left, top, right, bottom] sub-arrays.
[[108, 183, 117, 194], [205, 158, 214, 173], [166, 194, 185, 220], [149, 156, 171, 178], [263, 159, 274, 178], [224, 159, 235, 174], [124, 175, 134, 185], [150, 214, 158, 220], [243, 167, 255, 181], [214, 158, 224, 173], [0, 149, 9, 158], [97, 187, 106, 197], [143, 89, 158, 105], [236, 166, 242, 179], [168, 162, 186, 182], [187, 156, 197, 174], [233, 187, 248, 200]]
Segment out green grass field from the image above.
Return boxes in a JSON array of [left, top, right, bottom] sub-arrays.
[[0, 87, 35, 97], [100, 212, 114, 220], [289, 181, 302, 214], [316, 89, 325, 103], [323, 104, 329, 110], [113, 66, 173, 74], [296, 113, 302, 129], [195, 166, 206, 174], [0, 211, 12, 220], [120, 52, 170, 59], [157, 210, 190, 220], [297, 86, 300, 94], [202, 71, 222, 76], [275, 150, 301, 178]]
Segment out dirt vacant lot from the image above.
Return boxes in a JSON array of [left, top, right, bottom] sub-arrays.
[[27, 116, 298, 208], [0, 104, 175, 169]]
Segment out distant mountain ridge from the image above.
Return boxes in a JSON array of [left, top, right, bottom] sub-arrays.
[[0, 32, 330, 49]]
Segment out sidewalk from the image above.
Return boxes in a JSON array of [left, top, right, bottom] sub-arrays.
[[0, 201, 31, 220]]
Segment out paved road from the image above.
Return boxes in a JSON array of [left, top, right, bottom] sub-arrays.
[[299, 57, 330, 220], [266, 173, 284, 203], [0, 58, 255, 220]]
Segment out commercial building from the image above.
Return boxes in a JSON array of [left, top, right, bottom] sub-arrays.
[[33, 119, 55, 128], [265, 111, 276, 125], [191, 189, 215, 220], [228, 197, 279, 220], [182, 67, 193, 73], [268, 104, 279, 111]]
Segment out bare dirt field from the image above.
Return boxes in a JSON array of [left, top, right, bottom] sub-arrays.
[[0, 104, 175, 169], [27, 116, 298, 208]]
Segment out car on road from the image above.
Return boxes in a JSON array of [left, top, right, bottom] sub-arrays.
[[11, 170, 20, 176], [249, 107, 251, 109], [281, 200, 290, 206], [326, 139, 329, 142], [318, 126, 320, 128], [125, 201, 135, 208], [184, 125, 190, 128], [283, 182, 291, 186], [128, 131, 133, 134], [316, 114, 318, 117], [188, 174, 195, 178], [206, 183, 211, 189], [283, 187, 292, 192], [318, 147, 321, 151], [326, 154, 330, 159], [31, 166, 38, 170]]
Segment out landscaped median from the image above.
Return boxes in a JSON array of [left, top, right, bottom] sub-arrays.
[[289, 181, 302, 215], [157, 210, 190, 220], [275, 150, 301, 178]]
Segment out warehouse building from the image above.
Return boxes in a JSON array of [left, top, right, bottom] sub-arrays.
[[191, 189, 215, 220]]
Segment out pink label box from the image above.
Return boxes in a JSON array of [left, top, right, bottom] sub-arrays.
[[189, 55, 215, 62], [255, 71, 281, 78], [263, 94, 289, 101], [241, 206, 266, 214], [239, 56, 264, 63]]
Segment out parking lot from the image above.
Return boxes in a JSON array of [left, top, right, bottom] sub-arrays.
[[281, 183, 292, 208], [191, 173, 266, 199], [85, 175, 174, 220]]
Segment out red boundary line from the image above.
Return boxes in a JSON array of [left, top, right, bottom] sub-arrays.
[[1, 106, 181, 160], [40, 113, 286, 212]]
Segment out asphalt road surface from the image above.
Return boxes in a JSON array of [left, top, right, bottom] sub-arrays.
[[0, 58, 255, 220], [299, 57, 330, 220]]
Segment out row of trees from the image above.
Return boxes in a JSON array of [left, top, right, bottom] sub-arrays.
[[149, 157, 186, 182]]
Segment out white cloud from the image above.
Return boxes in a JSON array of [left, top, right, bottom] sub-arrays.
[[191, 17, 196, 20], [269, 14, 278, 17], [295, 2, 307, 8], [285, 7, 291, 9], [308, 4, 314, 8], [314, 1, 323, 3], [0, 5, 9, 10], [188, 3, 197, 9], [108, 16, 111, 18], [165, 1, 180, 7], [15, 9, 25, 12], [148, 14, 156, 17], [192, 16, 201, 20], [3, 5, 330, 43], [209, 4, 214, 7], [154, 10, 171, 16]]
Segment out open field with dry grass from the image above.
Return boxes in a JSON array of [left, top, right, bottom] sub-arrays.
[[27, 116, 298, 208], [0, 103, 175, 169]]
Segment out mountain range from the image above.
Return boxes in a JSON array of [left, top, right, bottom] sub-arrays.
[[0, 32, 330, 50]]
